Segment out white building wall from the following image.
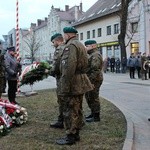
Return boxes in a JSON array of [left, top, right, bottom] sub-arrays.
[[126, 0, 150, 57], [35, 25, 49, 61], [76, 14, 120, 59]]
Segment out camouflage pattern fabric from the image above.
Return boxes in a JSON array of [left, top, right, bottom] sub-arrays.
[[58, 37, 93, 134], [85, 48, 103, 114], [51, 44, 65, 121]]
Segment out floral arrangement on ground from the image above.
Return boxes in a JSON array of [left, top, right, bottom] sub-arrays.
[[0, 98, 28, 136]]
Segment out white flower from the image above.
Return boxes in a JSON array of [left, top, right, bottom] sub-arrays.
[[16, 109, 20, 113], [12, 116, 16, 120], [20, 115, 23, 119], [0, 125, 4, 130]]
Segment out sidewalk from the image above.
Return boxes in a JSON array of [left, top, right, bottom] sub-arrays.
[[100, 73, 150, 150]]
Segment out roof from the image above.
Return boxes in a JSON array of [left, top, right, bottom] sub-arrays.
[[54, 5, 83, 22], [73, 0, 121, 26]]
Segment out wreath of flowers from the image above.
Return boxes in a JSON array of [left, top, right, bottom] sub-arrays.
[[20, 62, 52, 86], [0, 99, 28, 136]]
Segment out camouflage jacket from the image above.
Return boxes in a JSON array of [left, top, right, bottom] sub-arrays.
[[86, 49, 103, 82], [50, 44, 64, 79], [58, 37, 93, 96]]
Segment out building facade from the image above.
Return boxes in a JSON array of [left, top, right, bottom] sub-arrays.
[[73, 0, 150, 60], [73, 0, 121, 60]]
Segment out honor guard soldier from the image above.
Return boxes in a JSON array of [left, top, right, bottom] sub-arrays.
[[56, 27, 93, 145], [84, 40, 103, 122], [49, 33, 65, 129]]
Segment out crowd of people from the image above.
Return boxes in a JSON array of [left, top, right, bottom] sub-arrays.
[[103, 53, 150, 80]]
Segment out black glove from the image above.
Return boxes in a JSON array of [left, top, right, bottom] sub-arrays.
[[12, 72, 17, 77]]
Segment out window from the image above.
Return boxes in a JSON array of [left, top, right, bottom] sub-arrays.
[[114, 24, 119, 34], [80, 33, 83, 40], [114, 45, 120, 59], [76, 34, 79, 40], [107, 25, 111, 35], [97, 28, 102, 37], [87, 31, 90, 39], [131, 42, 139, 53], [107, 46, 112, 58], [131, 22, 138, 33], [92, 30, 95, 38]]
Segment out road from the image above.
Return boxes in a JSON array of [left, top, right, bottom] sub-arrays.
[[100, 73, 150, 150]]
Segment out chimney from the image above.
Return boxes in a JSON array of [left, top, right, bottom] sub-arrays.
[[80, 2, 82, 12], [45, 17, 48, 22], [75, 6, 79, 20], [65, 5, 69, 11], [37, 19, 41, 26], [30, 23, 36, 29]]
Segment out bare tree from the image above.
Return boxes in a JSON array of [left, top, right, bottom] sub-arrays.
[[118, 0, 132, 61], [24, 31, 42, 63]]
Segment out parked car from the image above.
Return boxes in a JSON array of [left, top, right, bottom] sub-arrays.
[[22, 59, 32, 65]]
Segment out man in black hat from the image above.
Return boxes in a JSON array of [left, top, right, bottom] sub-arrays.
[[4, 46, 19, 104]]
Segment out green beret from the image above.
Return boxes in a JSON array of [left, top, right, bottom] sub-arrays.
[[51, 33, 62, 41], [7, 46, 15, 51], [84, 40, 97, 46], [63, 27, 78, 33]]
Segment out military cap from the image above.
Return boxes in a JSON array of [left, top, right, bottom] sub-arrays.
[[51, 33, 62, 42], [63, 27, 78, 33], [7, 46, 15, 51], [84, 40, 97, 46]]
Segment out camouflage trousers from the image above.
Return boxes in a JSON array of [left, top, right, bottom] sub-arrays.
[[0, 77, 4, 98], [85, 80, 103, 114], [57, 95, 64, 122], [62, 94, 84, 134]]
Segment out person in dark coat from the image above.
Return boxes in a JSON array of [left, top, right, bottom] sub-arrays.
[[4, 46, 20, 104], [110, 56, 115, 72], [121, 57, 127, 73]]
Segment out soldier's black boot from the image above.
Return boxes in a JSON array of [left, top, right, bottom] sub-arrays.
[[50, 121, 64, 129], [85, 113, 93, 119], [75, 130, 80, 141], [56, 134, 76, 145], [86, 112, 100, 122]]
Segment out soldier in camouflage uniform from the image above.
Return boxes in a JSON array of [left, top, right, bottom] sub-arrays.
[[0, 49, 5, 98], [56, 27, 93, 145], [49, 33, 65, 129], [84, 40, 103, 122]]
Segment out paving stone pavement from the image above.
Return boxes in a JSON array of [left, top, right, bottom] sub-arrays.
[[100, 73, 150, 150], [19, 73, 150, 149]]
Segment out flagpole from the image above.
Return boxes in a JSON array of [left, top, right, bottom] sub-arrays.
[[16, 0, 21, 94]]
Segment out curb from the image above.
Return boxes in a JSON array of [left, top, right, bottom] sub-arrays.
[[102, 96, 134, 150], [122, 118, 134, 150]]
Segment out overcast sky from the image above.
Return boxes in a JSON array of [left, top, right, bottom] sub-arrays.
[[0, 0, 98, 39]]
